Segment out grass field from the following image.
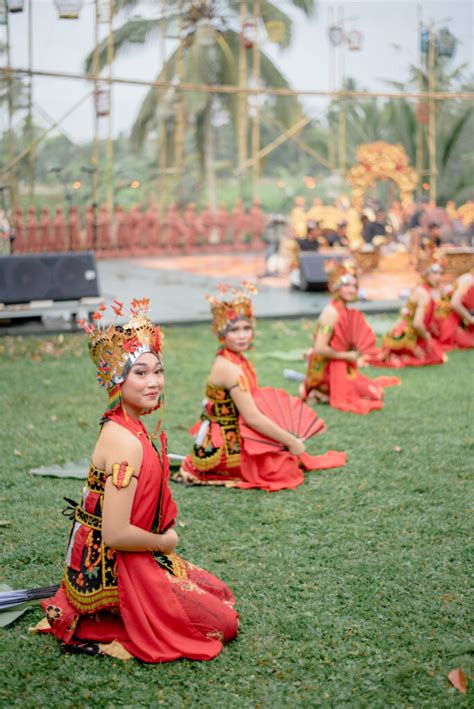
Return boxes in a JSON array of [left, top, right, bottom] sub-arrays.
[[0, 319, 472, 708]]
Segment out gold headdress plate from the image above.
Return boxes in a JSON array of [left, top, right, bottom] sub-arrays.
[[206, 282, 257, 337], [77, 298, 162, 389], [324, 259, 358, 293]]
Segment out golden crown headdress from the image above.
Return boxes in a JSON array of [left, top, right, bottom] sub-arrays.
[[324, 259, 358, 293], [77, 298, 162, 390], [206, 282, 257, 337]]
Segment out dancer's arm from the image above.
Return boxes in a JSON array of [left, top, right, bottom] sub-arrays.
[[97, 423, 178, 553], [412, 287, 432, 340], [451, 275, 474, 325], [313, 305, 359, 363], [212, 358, 305, 456]]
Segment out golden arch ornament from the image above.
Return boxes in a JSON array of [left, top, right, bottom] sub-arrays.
[[347, 142, 418, 211]]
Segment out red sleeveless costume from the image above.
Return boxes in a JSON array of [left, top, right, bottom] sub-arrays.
[[39, 409, 238, 662], [371, 284, 446, 367], [182, 348, 346, 491], [303, 300, 399, 415], [433, 276, 474, 350]]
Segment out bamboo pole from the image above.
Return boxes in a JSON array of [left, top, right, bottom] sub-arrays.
[[174, 1, 185, 174], [5, 8, 15, 209], [27, 0, 35, 200], [251, 0, 260, 200], [428, 20, 437, 204], [237, 115, 312, 174], [268, 116, 331, 168], [337, 5, 346, 176], [3, 91, 94, 173], [327, 5, 336, 171], [238, 1, 248, 187], [415, 4, 423, 199], [105, 0, 114, 212], [158, 0, 167, 213], [2, 66, 473, 102], [91, 0, 100, 209]]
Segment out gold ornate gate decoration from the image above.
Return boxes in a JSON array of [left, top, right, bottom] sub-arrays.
[[347, 142, 418, 210]]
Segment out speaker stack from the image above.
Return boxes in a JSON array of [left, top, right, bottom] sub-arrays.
[[0, 251, 101, 322], [298, 252, 345, 292]]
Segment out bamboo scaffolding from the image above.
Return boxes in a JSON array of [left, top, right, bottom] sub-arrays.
[[251, 0, 261, 199], [415, 4, 424, 199], [2, 66, 472, 101], [236, 115, 312, 175], [5, 10, 15, 208], [91, 1, 100, 209], [105, 0, 114, 212], [238, 1, 248, 184], [27, 0, 34, 200], [174, 1, 185, 174], [268, 116, 331, 169], [428, 20, 437, 204]]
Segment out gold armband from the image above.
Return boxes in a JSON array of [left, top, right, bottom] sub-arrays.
[[320, 323, 333, 336], [111, 461, 135, 490], [238, 374, 249, 391]]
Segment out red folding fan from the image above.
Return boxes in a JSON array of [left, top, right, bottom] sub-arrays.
[[239, 387, 326, 454], [331, 308, 379, 356]]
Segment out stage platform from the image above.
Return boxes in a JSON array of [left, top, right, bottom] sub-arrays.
[[1, 251, 417, 334]]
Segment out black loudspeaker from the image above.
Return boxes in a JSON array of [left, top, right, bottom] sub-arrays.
[[0, 252, 100, 305], [299, 253, 345, 292]]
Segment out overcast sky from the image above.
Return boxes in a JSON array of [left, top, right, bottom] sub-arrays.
[[4, 0, 473, 143]]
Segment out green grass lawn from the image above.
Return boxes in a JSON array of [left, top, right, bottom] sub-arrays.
[[0, 320, 472, 708]]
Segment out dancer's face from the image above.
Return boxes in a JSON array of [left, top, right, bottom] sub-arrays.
[[224, 319, 254, 352], [121, 353, 164, 414], [339, 275, 358, 303], [427, 270, 441, 288]]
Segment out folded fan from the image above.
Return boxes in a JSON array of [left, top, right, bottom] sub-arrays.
[[0, 584, 60, 611], [240, 387, 326, 454]]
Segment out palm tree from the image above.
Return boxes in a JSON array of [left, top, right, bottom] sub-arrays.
[[85, 1, 317, 207], [384, 60, 474, 203]]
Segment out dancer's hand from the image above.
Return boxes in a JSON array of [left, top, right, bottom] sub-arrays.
[[357, 353, 369, 367], [158, 528, 179, 554], [345, 350, 359, 364], [288, 437, 306, 456]]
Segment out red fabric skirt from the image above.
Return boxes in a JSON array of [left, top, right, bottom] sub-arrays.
[[40, 554, 238, 663], [436, 312, 474, 350], [328, 360, 400, 415]]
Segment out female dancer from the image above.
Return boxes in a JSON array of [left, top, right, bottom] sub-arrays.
[[432, 270, 474, 349], [175, 285, 346, 491], [36, 298, 238, 662], [300, 261, 399, 414], [370, 259, 446, 367]]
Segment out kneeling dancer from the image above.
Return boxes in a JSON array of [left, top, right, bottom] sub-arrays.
[[370, 258, 446, 367], [36, 298, 238, 662], [300, 261, 399, 414], [177, 284, 346, 490], [432, 269, 474, 350]]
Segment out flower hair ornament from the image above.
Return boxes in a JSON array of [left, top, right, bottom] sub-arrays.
[[324, 259, 358, 295], [206, 282, 258, 339], [77, 297, 163, 416]]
